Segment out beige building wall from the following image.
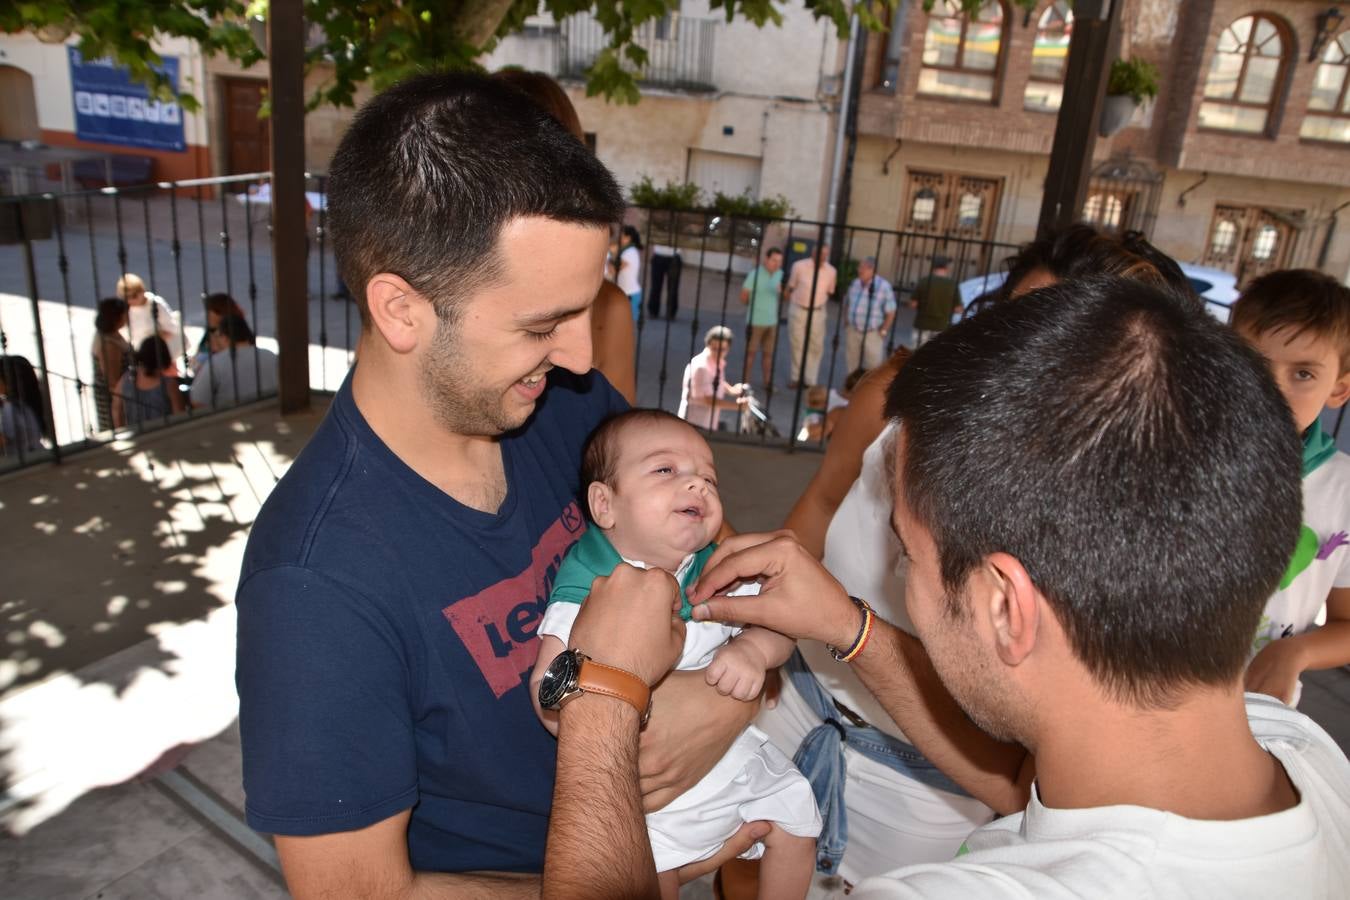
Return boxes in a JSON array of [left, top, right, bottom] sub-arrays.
[[852, 131, 1350, 283], [486, 0, 846, 221], [202, 54, 372, 176], [850, 136, 1046, 247], [1151, 173, 1350, 271], [569, 87, 831, 219]]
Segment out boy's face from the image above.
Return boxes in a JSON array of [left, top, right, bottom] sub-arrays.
[[1238, 324, 1350, 433], [588, 419, 723, 570]]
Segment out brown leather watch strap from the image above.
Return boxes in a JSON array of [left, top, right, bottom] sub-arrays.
[[576, 658, 652, 725]]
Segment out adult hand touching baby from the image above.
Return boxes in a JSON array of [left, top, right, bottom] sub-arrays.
[[571, 563, 685, 686], [688, 530, 861, 648]]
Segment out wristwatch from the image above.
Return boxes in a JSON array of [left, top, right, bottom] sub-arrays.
[[538, 649, 652, 725]]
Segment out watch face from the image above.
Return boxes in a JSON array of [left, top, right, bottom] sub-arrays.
[[538, 650, 581, 710]]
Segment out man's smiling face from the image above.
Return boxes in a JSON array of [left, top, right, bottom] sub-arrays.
[[418, 217, 609, 436]]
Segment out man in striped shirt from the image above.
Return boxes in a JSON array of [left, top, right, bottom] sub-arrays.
[[843, 257, 897, 373]]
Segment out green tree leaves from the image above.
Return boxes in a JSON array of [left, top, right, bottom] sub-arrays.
[[7, 0, 1044, 110]]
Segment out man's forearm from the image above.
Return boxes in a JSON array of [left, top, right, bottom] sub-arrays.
[[850, 619, 1032, 814], [544, 695, 657, 900]]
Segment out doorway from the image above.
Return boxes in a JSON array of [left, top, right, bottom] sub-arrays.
[[222, 78, 270, 181]]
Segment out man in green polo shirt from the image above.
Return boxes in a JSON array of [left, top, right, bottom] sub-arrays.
[[740, 247, 784, 386], [910, 255, 962, 347]]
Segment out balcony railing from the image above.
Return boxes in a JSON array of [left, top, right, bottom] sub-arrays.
[[8, 178, 1344, 470], [559, 15, 716, 93]]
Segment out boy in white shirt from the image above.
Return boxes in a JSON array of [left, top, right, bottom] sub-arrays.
[[1232, 269, 1350, 707], [531, 409, 820, 900]]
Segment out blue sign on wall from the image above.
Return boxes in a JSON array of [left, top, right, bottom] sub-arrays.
[[68, 48, 186, 152]]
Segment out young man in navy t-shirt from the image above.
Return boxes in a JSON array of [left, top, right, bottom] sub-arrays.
[[235, 73, 760, 896]]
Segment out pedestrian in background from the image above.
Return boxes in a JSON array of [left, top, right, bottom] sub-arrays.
[[740, 247, 784, 387], [785, 244, 836, 388], [842, 257, 896, 372], [617, 225, 644, 322], [909, 256, 961, 347], [91, 297, 131, 431]]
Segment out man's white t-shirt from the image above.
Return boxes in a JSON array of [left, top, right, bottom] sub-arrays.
[[1251, 452, 1350, 676], [848, 694, 1350, 898]]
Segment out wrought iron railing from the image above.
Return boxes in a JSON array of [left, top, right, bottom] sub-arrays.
[[0, 173, 354, 473], [6, 182, 1342, 471], [627, 208, 1022, 448], [559, 15, 717, 92]]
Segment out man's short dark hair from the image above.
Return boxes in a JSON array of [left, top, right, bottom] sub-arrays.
[[1001, 224, 1195, 305], [766, 247, 783, 259], [327, 72, 624, 324], [581, 409, 696, 502], [215, 314, 255, 345], [1232, 268, 1350, 371], [886, 276, 1301, 707]]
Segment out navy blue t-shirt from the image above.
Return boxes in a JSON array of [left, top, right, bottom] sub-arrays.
[[236, 368, 626, 873]]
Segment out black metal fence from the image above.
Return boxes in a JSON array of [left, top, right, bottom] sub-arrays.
[[7, 184, 1338, 472], [628, 207, 1020, 450], [0, 172, 354, 472]]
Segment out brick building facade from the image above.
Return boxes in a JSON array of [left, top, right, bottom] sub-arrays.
[[848, 0, 1350, 285]]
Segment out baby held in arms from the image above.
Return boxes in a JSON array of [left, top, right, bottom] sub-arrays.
[[531, 409, 820, 900]]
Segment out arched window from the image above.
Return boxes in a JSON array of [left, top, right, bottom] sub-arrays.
[[1209, 217, 1239, 258], [1302, 31, 1350, 142], [1198, 14, 1287, 134], [1083, 193, 1125, 230], [957, 191, 984, 227], [919, 0, 1007, 103], [1251, 223, 1279, 260], [1024, 2, 1073, 112], [910, 188, 938, 226]]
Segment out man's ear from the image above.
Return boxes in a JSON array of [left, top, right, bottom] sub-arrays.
[[1327, 368, 1350, 410], [365, 273, 431, 354], [587, 481, 617, 530], [975, 552, 1040, 667]]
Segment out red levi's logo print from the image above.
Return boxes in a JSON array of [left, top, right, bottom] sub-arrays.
[[442, 502, 586, 698]]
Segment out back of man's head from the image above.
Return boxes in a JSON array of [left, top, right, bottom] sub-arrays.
[[886, 276, 1302, 707], [327, 71, 624, 325]]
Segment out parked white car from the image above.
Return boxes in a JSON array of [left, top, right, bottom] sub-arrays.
[[958, 262, 1240, 323]]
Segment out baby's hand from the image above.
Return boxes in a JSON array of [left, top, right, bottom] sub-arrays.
[[705, 638, 770, 701]]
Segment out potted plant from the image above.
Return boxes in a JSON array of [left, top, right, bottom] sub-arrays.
[[1100, 57, 1160, 137], [628, 175, 704, 249], [708, 190, 795, 256]]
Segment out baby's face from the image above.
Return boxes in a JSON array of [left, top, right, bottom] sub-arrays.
[[1239, 324, 1350, 433], [597, 419, 723, 570]]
